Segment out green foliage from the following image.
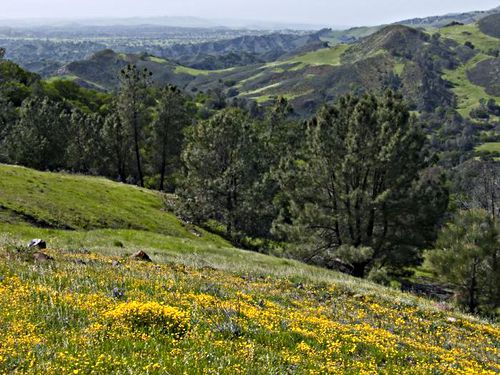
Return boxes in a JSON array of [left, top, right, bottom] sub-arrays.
[[179, 108, 265, 239], [42, 79, 112, 113], [66, 109, 105, 173], [100, 102, 132, 182], [0, 95, 16, 159], [0, 60, 39, 106], [6, 96, 70, 170], [425, 209, 499, 315], [117, 64, 152, 187], [150, 85, 191, 191], [274, 91, 448, 277]]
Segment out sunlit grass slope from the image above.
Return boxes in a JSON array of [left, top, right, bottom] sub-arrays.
[[0, 164, 212, 236], [438, 22, 500, 120], [0, 164, 499, 374], [0, 246, 498, 374]]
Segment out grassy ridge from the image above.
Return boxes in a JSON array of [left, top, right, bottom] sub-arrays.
[[442, 53, 500, 119], [0, 164, 198, 235], [476, 142, 500, 153], [285, 45, 349, 67]]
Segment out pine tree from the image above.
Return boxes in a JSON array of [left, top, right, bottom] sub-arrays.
[[425, 209, 499, 314], [117, 64, 152, 187], [151, 85, 190, 192], [7, 96, 69, 170], [275, 91, 448, 277], [179, 108, 261, 239], [66, 109, 104, 173], [101, 103, 131, 182]]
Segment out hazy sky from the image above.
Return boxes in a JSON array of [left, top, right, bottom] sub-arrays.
[[2, 0, 499, 26]]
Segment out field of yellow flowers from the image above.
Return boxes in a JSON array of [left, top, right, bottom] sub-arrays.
[[0, 244, 498, 375]]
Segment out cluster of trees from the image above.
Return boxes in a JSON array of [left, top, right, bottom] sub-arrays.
[[1, 53, 498, 316], [0, 60, 192, 191], [180, 92, 449, 278], [179, 90, 498, 315], [425, 159, 499, 315]]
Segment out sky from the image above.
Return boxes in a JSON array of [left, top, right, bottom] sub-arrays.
[[2, 0, 499, 26]]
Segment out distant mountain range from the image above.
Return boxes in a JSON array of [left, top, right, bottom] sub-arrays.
[[53, 12, 500, 120], [0, 16, 332, 31], [398, 5, 500, 28], [1, 5, 500, 31]]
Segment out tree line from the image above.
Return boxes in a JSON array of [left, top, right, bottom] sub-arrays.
[[0, 55, 498, 316]]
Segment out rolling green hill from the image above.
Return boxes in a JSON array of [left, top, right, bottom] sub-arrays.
[[0, 164, 499, 374], [53, 16, 500, 122]]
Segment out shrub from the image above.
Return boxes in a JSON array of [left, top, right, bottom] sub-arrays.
[[104, 301, 190, 337]]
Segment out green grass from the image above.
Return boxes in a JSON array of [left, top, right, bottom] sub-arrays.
[[147, 56, 169, 64], [475, 142, 500, 159], [286, 45, 349, 67], [427, 22, 500, 120], [476, 142, 500, 153], [0, 163, 396, 292], [174, 66, 235, 76], [260, 45, 349, 73], [438, 23, 500, 53], [442, 53, 500, 118], [393, 62, 405, 75], [0, 164, 219, 241], [0, 164, 498, 374], [244, 82, 283, 96], [1, 244, 498, 374], [45, 75, 79, 83]]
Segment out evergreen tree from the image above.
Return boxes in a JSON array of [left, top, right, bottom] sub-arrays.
[[6, 96, 69, 170], [179, 108, 261, 239], [274, 91, 448, 277], [254, 97, 305, 239], [0, 94, 15, 161], [66, 109, 104, 174], [101, 104, 131, 182], [117, 64, 152, 187], [151, 85, 190, 192], [425, 209, 499, 314]]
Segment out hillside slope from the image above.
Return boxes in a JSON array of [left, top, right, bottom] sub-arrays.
[[53, 16, 500, 120], [0, 164, 499, 374]]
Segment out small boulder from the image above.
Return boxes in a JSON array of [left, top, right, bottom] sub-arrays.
[[28, 239, 47, 249], [33, 252, 54, 262], [111, 260, 121, 267], [130, 251, 152, 262]]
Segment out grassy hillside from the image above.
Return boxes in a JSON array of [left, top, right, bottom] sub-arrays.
[[0, 164, 499, 374], [437, 21, 500, 125], [0, 164, 200, 235], [50, 16, 500, 119]]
